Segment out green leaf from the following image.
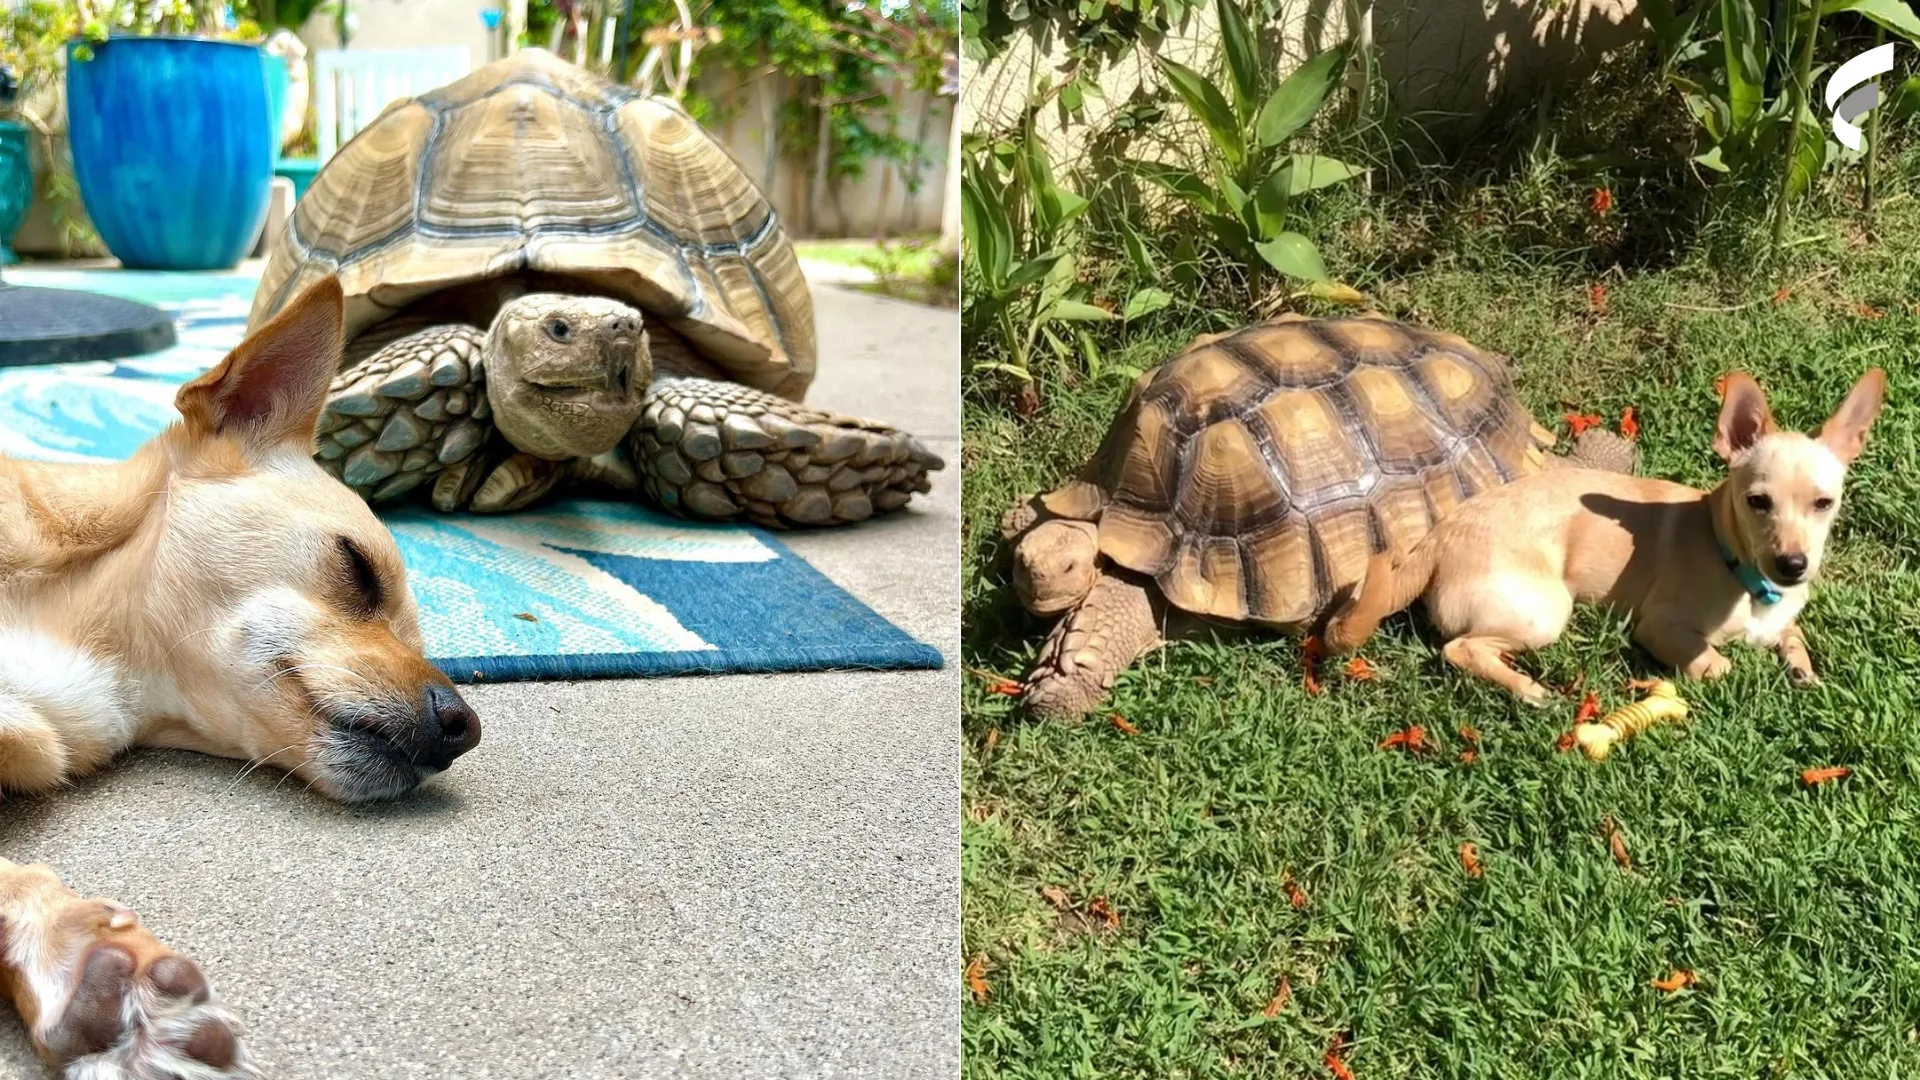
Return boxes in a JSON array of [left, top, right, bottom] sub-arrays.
[[1719, 0, 1764, 134], [1276, 154, 1365, 195], [1006, 252, 1065, 292], [1048, 300, 1118, 322], [1077, 330, 1102, 380], [1038, 253, 1078, 312], [1254, 232, 1329, 281], [972, 361, 1034, 381], [1203, 213, 1254, 256], [1119, 217, 1160, 281], [1825, 0, 1920, 40], [1251, 168, 1289, 241], [1123, 287, 1174, 320], [1055, 189, 1090, 224], [1158, 57, 1244, 165], [1132, 160, 1220, 213], [1256, 45, 1348, 149], [960, 164, 1011, 291], [1786, 104, 1826, 198], [1214, 0, 1261, 120], [1694, 144, 1731, 172], [1106, 364, 1147, 383], [1892, 74, 1920, 120], [1024, 136, 1065, 239]]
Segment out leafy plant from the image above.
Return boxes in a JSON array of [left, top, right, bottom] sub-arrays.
[[1641, 0, 1920, 247], [962, 123, 1168, 384], [1131, 0, 1362, 303], [0, 1, 76, 123]]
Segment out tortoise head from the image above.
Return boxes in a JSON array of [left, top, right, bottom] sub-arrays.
[[484, 293, 651, 460], [1012, 519, 1101, 615]]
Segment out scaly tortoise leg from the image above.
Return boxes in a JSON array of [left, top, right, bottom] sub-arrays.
[[317, 322, 494, 504], [1023, 572, 1161, 721], [631, 375, 944, 527]]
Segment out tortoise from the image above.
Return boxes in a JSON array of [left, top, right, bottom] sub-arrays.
[[249, 49, 942, 523], [1000, 315, 1636, 719]]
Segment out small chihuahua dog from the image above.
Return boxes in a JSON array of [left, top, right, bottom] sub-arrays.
[[1, 277, 481, 1079], [1328, 369, 1885, 703]]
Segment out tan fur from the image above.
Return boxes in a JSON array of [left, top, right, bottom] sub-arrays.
[[1328, 370, 1886, 704], [1, 278, 481, 1078]]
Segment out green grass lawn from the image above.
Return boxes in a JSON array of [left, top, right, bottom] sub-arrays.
[[793, 236, 943, 275], [962, 193, 1920, 1077]]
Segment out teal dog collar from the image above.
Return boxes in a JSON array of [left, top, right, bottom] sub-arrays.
[[1717, 537, 1783, 606]]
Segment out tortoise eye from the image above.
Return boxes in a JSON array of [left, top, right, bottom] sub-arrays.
[[546, 319, 572, 342]]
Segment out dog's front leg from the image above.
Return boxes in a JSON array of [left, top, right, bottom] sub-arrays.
[[1773, 622, 1819, 686], [1634, 618, 1731, 681], [0, 860, 254, 1078]]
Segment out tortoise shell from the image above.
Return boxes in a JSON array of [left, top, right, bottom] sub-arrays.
[[248, 48, 815, 399], [1041, 317, 1548, 626]]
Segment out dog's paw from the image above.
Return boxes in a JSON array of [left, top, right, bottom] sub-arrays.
[[1687, 651, 1732, 681], [1515, 681, 1555, 709], [13, 885, 253, 1080]]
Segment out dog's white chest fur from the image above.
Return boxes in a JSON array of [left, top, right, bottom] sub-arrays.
[[1731, 588, 1809, 648], [0, 626, 140, 756]]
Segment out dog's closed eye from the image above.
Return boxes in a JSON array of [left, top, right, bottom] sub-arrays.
[[336, 537, 385, 617]]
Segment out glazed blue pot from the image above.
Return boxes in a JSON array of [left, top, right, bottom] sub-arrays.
[[66, 37, 276, 270], [0, 120, 28, 265]]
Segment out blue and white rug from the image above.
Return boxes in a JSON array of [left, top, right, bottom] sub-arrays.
[[0, 268, 942, 681]]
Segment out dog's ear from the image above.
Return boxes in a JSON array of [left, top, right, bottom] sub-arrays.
[[1814, 368, 1886, 464], [1712, 371, 1776, 461], [175, 277, 343, 449]]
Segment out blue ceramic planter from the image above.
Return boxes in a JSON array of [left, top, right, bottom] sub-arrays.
[[0, 121, 29, 265], [66, 37, 276, 271]]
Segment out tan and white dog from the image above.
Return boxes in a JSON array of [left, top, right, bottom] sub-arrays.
[[0, 278, 481, 1078], [1327, 369, 1886, 701]]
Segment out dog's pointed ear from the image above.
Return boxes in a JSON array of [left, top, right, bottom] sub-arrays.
[[1814, 368, 1886, 464], [1712, 371, 1776, 461], [175, 277, 343, 448]]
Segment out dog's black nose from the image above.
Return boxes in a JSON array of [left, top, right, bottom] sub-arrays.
[[415, 684, 482, 771], [1775, 553, 1809, 582]]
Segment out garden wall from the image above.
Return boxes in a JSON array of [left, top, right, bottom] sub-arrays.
[[962, 0, 1643, 157]]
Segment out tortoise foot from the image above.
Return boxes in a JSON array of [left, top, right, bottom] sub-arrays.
[[631, 376, 944, 527], [429, 445, 568, 513]]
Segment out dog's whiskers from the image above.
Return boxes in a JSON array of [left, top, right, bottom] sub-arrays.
[[225, 744, 301, 794]]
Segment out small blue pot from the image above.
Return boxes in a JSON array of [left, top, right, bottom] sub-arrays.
[[0, 120, 29, 265], [66, 36, 276, 271]]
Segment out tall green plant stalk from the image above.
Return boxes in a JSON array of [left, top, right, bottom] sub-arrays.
[[1865, 21, 1884, 222], [1770, 0, 1823, 252]]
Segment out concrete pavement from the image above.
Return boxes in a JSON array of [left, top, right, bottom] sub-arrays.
[[0, 284, 959, 1079]]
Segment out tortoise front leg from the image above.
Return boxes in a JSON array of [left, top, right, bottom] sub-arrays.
[[317, 323, 494, 504], [1023, 572, 1161, 721], [631, 375, 944, 527]]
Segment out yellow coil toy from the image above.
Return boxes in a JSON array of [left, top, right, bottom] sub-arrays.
[[1574, 680, 1689, 762]]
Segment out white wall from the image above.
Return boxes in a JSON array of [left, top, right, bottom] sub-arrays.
[[696, 66, 953, 239], [296, 0, 498, 68]]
